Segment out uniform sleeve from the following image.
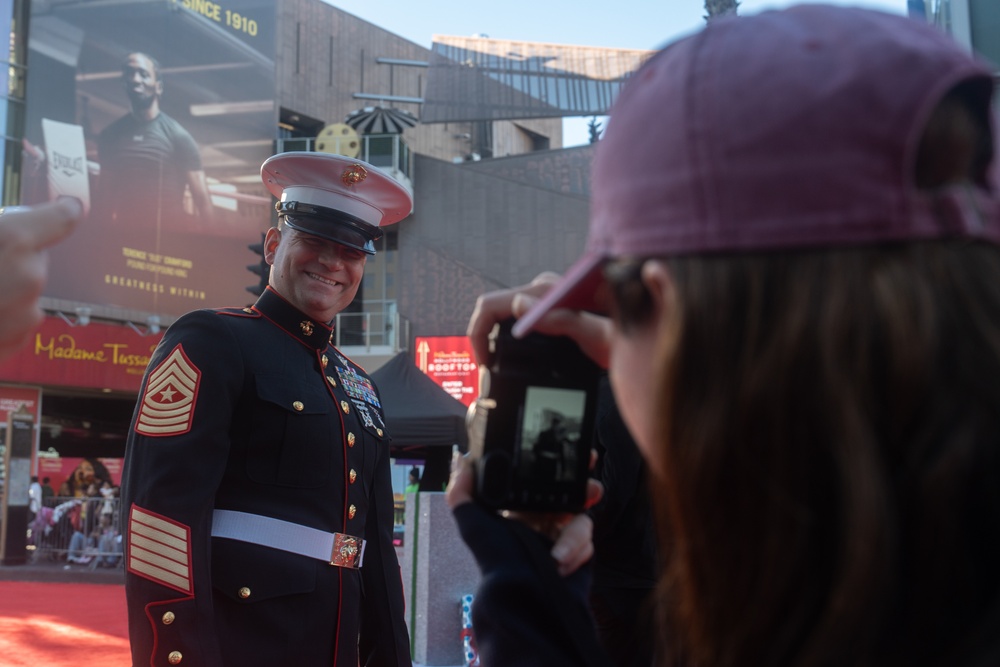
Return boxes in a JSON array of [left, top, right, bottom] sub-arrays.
[[120, 311, 242, 667], [359, 433, 412, 667], [452, 502, 609, 667]]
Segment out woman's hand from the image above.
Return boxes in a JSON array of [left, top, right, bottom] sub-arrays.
[[446, 450, 603, 576], [466, 272, 612, 370]]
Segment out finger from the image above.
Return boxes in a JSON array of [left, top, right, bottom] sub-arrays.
[[466, 274, 564, 366], [0, 241, 48, 314], [0, 309, 42, 360], [517, 308, 613, 369], [550, 513, 595, 576], [528, 271, 563, 288], [0, 198, 82, 250], [583, 478, 604, 511], [0, 254, 46, 360], [445, 454, 475, 509], [466, 287, 528, 366]]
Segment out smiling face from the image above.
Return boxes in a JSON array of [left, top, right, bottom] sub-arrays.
[[265, 224, 367, 323], [123, 53, 161, 111]]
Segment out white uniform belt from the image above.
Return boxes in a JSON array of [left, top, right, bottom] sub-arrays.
[[211, 509, 365, 568]]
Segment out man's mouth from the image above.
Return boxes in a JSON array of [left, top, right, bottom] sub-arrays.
[[307, 272, 339, 288]]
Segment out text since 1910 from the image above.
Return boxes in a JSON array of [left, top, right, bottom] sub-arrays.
[[182, 0, 258, 37]]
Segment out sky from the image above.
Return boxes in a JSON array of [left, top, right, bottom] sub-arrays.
[[325, 0, 912, 145]]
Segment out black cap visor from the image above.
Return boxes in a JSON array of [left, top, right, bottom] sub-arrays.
[[277, 201, 382, 255]]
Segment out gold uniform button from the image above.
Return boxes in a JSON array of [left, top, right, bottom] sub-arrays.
[[341, 400, 350, 414], [348, 504, 357, 520], [349, 469, 357, 484], [347, 432, 356, 447], [326, 375, 337, 387], [168, 651, 183, 665], [162, 611, 175, 625], [238, 587, 251, 599], [376, 428, 383, 437], [321, 354, 329, 368], [293, 401, 304, 412]]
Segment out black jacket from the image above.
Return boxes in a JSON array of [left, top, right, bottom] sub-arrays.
[[453, 501, 609, 667]]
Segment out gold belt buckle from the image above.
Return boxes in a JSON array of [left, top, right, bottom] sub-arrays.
[[330, 533, 363, 568]]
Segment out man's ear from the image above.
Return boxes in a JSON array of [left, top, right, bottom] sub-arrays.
[[263, 227, 281, 265]]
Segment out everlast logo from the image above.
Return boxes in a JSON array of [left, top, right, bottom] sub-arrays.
[[51, 151, 84, 178]]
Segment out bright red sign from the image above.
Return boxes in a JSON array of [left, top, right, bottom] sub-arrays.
[[414, 336, 478, 407], [0, 316, 162, 393]]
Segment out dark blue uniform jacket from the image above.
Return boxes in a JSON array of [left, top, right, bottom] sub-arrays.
[[121, 287, 411, 666]]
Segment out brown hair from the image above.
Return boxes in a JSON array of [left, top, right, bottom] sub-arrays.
[[607, 84, 1000, 666]]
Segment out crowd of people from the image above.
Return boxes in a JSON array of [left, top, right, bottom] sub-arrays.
[[26, 465, 123, 567], [64, 478, 123, 566]]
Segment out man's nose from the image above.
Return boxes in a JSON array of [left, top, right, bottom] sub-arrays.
[[317, 243, 346, 266]]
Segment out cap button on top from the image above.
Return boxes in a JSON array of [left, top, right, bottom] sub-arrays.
[[293, 401, 304, 412]]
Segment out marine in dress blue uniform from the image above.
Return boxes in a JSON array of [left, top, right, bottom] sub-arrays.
[[120, 152, 413, 666]]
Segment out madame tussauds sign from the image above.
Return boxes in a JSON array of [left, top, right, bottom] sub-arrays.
[[0, 316, 162, 393]]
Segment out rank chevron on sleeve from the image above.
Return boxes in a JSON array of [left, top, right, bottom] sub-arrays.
[[127, 505, 193, 595], [136, 344, 201, 437]]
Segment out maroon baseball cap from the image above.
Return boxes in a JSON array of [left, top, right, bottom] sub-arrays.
[[513, 4, 999, 337]]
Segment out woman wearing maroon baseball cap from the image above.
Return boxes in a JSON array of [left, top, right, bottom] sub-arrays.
[[448, 5, 1000, 666]]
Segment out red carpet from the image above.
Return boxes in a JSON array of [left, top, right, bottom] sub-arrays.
[[0, 581, 130, 666]]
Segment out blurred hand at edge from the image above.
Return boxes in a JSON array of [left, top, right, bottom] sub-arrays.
[[0, 198, 83, 362]]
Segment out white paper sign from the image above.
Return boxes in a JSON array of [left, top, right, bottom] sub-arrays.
[[41, 118, 91, 214]]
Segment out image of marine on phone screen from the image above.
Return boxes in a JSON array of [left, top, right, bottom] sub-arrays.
[[469, 319, 602, 512], [522, 392, 587, 488]]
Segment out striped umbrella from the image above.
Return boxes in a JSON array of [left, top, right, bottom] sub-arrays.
[[344, 106, 419, 135]]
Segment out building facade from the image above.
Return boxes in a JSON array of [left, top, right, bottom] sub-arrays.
[[0, 0, 605, 497], [0, 0, 30, 207]]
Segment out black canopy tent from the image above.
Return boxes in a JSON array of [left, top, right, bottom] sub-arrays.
[[371, 352, 469, 491]]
